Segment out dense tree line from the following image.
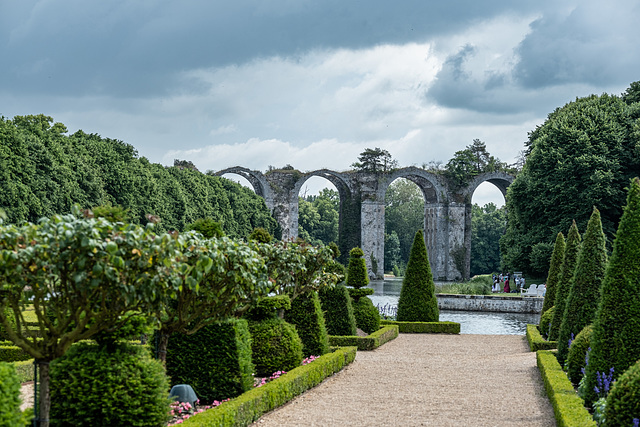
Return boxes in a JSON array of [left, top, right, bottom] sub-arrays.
[[0, 114, 279, 238], [298, 188, 339, 246], [500, 83, 640, 274], [470, 203, 505, 276]]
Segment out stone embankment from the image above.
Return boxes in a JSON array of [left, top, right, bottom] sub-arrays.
[[436, 294, 543, 313]]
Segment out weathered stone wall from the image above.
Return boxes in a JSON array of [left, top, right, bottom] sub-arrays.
[[216, 166, 515, 281], [436, 294, 543, 313], [360, 200, 385, 279]]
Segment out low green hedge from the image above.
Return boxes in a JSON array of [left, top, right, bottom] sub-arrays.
[[12, 359, 34, 384], [181, 346, 357, 426], [380, 320, 460, 334], [526, 324, 557, 351], [0, 345, 31, 363], [536, 350, 596, 427], [328, 325, 399, 351]]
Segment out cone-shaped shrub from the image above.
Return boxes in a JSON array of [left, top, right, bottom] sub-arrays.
[[396, 230, 439, 322], [548, 221, 581, 341], [557, 208, 608, 365], [319, 284, 357, 336], [541, 232, 565, 315], [584, 177, 640, 407], [284, 291, 329, 357], [346, 247, 368, 289]]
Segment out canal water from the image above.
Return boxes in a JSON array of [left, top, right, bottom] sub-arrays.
[[367, 279, 540, 335]]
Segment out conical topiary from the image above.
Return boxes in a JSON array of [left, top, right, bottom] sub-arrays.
[[541, 232, 565, 316], [319, 284, 357, 336], [548, 221, 581, 341], [557, 207, 608, 365], [583, 177, 640, 407], [346, 247, 368, 289], [396, 230, 439, 322], [284, 291, 329, 357], [345, 247, 379, 333]]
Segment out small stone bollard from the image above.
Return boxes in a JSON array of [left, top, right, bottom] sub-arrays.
[[169, 384, 198, 406]]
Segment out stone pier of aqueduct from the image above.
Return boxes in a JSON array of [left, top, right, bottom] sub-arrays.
[[215, 166, 514, 281]]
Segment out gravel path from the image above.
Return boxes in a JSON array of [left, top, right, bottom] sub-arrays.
[[252, 334, 555, 426]]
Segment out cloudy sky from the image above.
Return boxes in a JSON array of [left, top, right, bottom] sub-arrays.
[[2, 1, 639, 205]]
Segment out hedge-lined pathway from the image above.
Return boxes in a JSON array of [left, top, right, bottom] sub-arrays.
[[253, 334, 555, 426]]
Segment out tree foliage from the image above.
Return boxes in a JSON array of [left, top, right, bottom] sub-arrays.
[[351, 147, 398, 173], [541, 232, 565, 315], [557, 208, 608, 365], [385, 178, 425, 269], [298, 189, 339, 246], [444, 139, 508, 190], [470, 203, 505, 276], [500, 88, 640, 273], [0, 115, 278, 238], [548, 221, 581, 341], [583, 177, 640, 407]]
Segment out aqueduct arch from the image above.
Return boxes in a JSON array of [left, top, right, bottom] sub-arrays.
[[215, 166, 515, 281]]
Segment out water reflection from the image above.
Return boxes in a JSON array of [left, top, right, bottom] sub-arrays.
[[367, 279, 539, 335]]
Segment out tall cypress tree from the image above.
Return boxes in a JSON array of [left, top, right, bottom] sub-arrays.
[[584, 178, 640, 406], [548, 221, 581, 341], [556, 208, 608, 365], [541, 232, 565, 316], [396, 230, 439, 322]]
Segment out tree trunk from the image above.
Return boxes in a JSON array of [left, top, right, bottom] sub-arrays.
[[157, 332, 170, 365], [38, 360, 51, 427]]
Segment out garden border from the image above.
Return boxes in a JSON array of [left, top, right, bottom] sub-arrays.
[[380, 320, 460, 334], [328, 324, 398, 350], [526, 324, 557, 351], [181, 345, 357, 426], [537, 350, 595, 427]]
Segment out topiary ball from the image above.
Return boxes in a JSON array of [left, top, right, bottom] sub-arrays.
[[352, 296, 381, 335], [248, 318, 303, 377], [50, 342, 170, 427], [603, 358, 640, 426], [566, 324, 593, 386], [539, 305, 555, 340]]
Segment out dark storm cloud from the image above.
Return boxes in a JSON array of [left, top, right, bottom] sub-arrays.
[[513, 1, 640, 88], [0, 0, 542, 97]]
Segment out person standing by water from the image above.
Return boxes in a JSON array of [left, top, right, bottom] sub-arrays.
[[503, 275, 510, 293]]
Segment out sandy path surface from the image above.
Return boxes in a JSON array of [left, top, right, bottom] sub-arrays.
[[253, 334, 555, 427]]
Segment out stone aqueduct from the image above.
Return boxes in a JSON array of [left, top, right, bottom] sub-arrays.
[[215, 166, 514, 281]]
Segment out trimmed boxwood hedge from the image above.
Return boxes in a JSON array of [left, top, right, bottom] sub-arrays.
[[180, 346, 357, 426], [526, 324, 557, 352], [536, 350, 596, 427], [284, 292, 329, 357], [0, 345, 31, 363], [319, 284, 357, 336], [50, 341, 171, 427], [380, 320, 460, 334], [328, 325, 399, 350], [166, 318, 255, 404], [11, 359, 34, 384]]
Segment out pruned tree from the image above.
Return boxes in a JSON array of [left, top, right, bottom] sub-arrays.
[[351, 147, 398, 173], [540, 232, 565, 315], [0, 209, 177, 426]]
